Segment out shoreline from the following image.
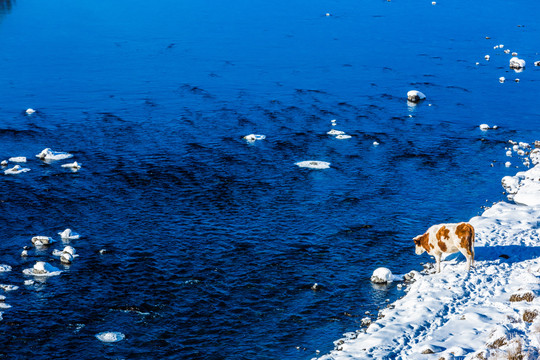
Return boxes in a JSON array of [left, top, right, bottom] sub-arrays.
[[320, 142, 540, 359]]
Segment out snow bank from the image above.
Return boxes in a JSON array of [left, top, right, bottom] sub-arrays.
[[320, 148, 540, 360]]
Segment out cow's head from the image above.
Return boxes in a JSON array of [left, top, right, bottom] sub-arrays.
[[413, 233, 428, 255]]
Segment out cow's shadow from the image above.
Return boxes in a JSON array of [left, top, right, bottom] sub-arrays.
[[444, 245, 540, 265]]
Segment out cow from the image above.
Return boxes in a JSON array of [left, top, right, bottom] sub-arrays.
[[413, 222, 475, 273]]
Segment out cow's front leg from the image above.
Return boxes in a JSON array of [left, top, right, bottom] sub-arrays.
[[435, 253, 442, 273]]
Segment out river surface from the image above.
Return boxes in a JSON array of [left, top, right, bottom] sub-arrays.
[[1, 0, 540, 358]]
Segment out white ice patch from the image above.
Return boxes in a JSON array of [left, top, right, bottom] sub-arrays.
[[0, 265, 12, 272], [243, 134, 266, 143], [58, 229, 80, 240], [61, 161, 81, 171], [335, 134, 352, 140], [23, 262, 62, 277], [406, 90, 426, 102], [479, 124, 490, 131], [31, 236, 55, 246], [295, 161, 331, 169], [36, 148, 73, 161], [509, 57, 526, 69], [327, 129, 345, 136], [370, 267, 393, 284], [8, 157, 26, 163], [25, 108, 35, 114], [4, 165, 30, 175], [0, 284, 19, 291], [95, 331, 125, 343]]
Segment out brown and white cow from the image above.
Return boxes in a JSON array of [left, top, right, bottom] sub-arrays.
[[413, 222, 475, 273]]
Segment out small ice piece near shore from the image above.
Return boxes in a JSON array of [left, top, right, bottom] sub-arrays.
[[61, 161, 81, 171], [243, 134, 266, 143], [36, 148, 73, 161], [509, 57, 525, 69], [8, 157, 26, 163], [371, 267, 393, 284], [0, 264, 12, 272], [58, 228, 80, 240], [24, 261, 61, 276], [373, 141, 380, 146], [504, 49, 511, 54], [335, 134, 352, 140], [485, 55, 490, 60], [4, 165, 30, 175], [31, 236, 54, 246], [96, 331, 125, 343], [407, 90, 426, 103], [479, 124, 490, 131], [505, 161, 512, 167], [25, 108, 36, 115], [1, 160, 7, 166], [499, 77, 505, 83], [295, 161, 330, 169]]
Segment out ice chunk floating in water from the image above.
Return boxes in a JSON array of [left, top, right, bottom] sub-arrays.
[[36, 148, 73, 161], [31, 236, 55, 246], [370, 267, 393, 283], [407, 90, 426, 103], [295, 161, 331, 169], [0, 264, 12, 272], [8, 157, 26, 163], [58, 228, 80, 240], [61, 161, 81, 171], [509, 57, 526, 69], [243, 134, 266, 143], [95, 331, 125, 343], [23, 262, 62, 276], [4, 165, 30, 175]]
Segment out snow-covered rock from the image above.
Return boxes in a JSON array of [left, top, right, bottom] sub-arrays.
[[510, 57, 526, 69], [370, 267, 393, 284], [407, 90, 426, 103], [36, 148, 73, 161]]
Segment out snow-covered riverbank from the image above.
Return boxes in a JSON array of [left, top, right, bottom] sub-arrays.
[[321, 144, 540, 360]]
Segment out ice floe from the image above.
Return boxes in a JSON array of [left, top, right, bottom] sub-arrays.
[[31, 236, 55, 246], [0, 284, 18, 292], [370, 268, 393, 284], [23, 262, 62, 276], [0, 264, 12, 272], [58, 228, 80, 240], [406, 90, 426, 103], [4, 165, 30, 175], [335, 134, 352, 140], [25, 108, 35, 115], [36, 148, 73, 161], [295, 161, 331, 169], [95, 331, 125, 343], [509, 57, 526, 69], [319, 142, 540, 360], [327, 129, 345, 136], [61, 161, 81, 171], [243, 134, 266, 143], [8, 157, 26, 163], [52, 246, 78, 264]]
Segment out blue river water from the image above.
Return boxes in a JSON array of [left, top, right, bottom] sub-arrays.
[[1, 0, 540, 359]]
